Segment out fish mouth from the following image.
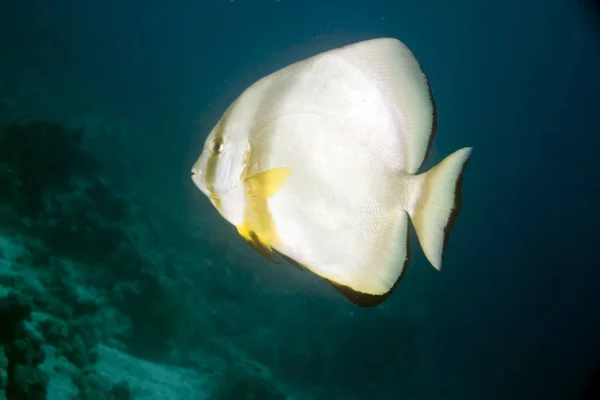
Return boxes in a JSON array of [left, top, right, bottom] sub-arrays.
[[191, 172, 211, 197], [191, 171, 235, 198]]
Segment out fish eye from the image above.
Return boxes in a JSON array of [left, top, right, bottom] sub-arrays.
[[210, 138, 224, 154]]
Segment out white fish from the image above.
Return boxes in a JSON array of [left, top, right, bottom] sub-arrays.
[[191, 37, 472, 307]]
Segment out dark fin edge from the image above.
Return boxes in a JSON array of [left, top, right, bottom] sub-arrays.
[[245, 230, 279, 264], [440, 156, 471, 264], [327, 234, 412, 308], [275, 234, 412, 307], [277, 252, 307, 272], [422, 70, 438, 165]]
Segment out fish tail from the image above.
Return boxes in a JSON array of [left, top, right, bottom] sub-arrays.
[[404, 147, 473, 270]]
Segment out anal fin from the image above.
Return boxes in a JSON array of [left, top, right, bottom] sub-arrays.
[[325, 210, 412, 307], [275, 251, 307, 272]]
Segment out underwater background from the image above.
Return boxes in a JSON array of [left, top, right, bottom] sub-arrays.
[[1, 0, 600, 399]]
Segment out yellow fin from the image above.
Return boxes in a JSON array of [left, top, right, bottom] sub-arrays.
[[237, 223, 278, 263], [237, 167, 291, 262], [244, 167, 292, 199]]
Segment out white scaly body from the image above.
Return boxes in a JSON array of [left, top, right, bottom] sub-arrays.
[[193, 38, 472, 305]]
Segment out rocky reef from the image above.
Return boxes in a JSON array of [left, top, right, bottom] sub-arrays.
[[0, 291, 47, 399], [0, 120, 291, 399]]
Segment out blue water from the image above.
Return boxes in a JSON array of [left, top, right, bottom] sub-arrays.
[[1, 0, 599, 399]]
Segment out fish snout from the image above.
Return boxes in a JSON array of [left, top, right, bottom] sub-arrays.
[[191, 167, 205, 191]]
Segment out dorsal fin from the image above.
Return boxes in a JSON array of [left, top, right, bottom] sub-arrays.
[[334, 38, 437, 173]]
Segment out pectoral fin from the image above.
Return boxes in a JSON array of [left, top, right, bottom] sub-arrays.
[[237, 223, 278, 263], [244, 167, 292, 198]]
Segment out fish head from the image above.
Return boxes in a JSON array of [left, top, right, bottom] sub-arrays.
[[191, 121, 250, 198]]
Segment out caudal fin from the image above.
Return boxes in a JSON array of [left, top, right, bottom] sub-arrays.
[[406, 147, 472, 270]]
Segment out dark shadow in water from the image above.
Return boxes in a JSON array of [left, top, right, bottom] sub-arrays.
[[579, 0, 600, 37]]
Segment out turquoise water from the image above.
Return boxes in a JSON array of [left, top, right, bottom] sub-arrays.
[[1, 1, 599, 399]]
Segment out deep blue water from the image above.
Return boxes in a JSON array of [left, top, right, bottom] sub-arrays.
[[1, 0, 600, 399]]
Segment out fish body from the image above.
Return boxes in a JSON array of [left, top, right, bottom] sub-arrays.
[[191, 37, 472, 306]]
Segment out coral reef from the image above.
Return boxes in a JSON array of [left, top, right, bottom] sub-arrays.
[[0, 120, 189, 361], [0, 120, 201, 398], [0, 119, 292, 399], [0, 291, 47, 400], [210, 361, 287, 400]]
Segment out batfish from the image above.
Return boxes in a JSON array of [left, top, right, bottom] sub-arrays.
[[191, 37, 472, 307]]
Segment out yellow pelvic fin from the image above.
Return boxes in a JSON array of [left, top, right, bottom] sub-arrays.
[[237, 223, 278, 263], [244, 167, 292, 199], [236, 167, 292, 263]]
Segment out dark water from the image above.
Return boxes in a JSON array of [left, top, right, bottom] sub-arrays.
[[1, 0, 599, 399]]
